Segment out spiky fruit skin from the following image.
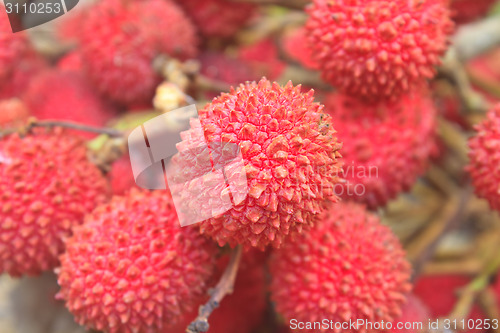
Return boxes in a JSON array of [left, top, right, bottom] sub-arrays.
[[0, 98, 30, 127], [390, 294, 429, 333], [306, 0, 453, 102], [0, 129, 110, 276], [414, 275, 487, 333], [270, 202, 412, 333], [57, 189, 218, 333], [172, 78, 342, 249], [80, 0, 158, 106], [467, 104, 500, 211], [174, 0, 256, 38], [0, 5, 29, 84], [23, 71, 117, 137], [324, 90, 437, 209], [451, 0, 496, 24]]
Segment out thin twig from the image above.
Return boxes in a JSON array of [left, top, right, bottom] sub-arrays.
[[186, 246, 243, 333], [27, 119, 124, 137], [448, 235, 500, 321], [408, 188, 471, 282]]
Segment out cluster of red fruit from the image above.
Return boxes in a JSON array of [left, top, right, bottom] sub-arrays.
[[0, 0, 499, 332]]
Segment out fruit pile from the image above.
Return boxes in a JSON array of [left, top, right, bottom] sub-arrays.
[[0, 0, 500, 332]]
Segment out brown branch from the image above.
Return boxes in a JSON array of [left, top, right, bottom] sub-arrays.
[[408, 187, 471, 282], [448, 236, 500, 321], [186, 246, 243, 333], [27, 119, 124, 137]]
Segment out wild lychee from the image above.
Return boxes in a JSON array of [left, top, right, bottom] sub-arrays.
[[0, 4, 29, 84], [270, 202, 412, 332], [56, 189, 218, 333], [23, 71, 118, 137], [306, 0, 454, 101], [467, 104, 500, 211], [170, 78, 342, 249], [174, 0, 257, 38], [0, 129, 110, 276], [324, 90, 437, 209]]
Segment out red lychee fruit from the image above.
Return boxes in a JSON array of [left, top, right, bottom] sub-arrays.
[[282, 27, 318, 70], [414, 275, 488, 333], [56, 189, 218, 333], [57, 52, 83, 73], [171, 250, 268, 333], [390, 294, 430, 333], [324, 90, 437, 209], [0, 47, 47, 100], [451, 0, 496, 24], [170, 78, 342, 249], [0, 98, 30, 128], [0, 4, 30, 84], [23, 71, 117, 137], [467, 104, 500, 211], [0, 129, 110, 276], [238, 38, 286, 81], [137, 0, 199, 60], [79, 0, 198, 106], [270, 202, 412, 332], [306, 0, 454, 102], [174, 0, 257, 38], [109, 154, 137, 196]]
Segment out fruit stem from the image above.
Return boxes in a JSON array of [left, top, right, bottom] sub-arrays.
[[26, 119, 124, 137], [186, 245, 243, 333]]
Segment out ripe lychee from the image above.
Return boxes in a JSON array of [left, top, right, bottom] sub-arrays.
[[270, 202, 412, 332], [391, 294, 430, 333], [238, 39, 287, 81], [109, 154, 137, 195], [0, 4, 29, 84], [170, 78, 342, 249], [324, 90, 437, 209], [56, 189, 218, 333], [282, 27, 318, 70], [467, 104, 500, 211], [171, 250, 268, 333], [0, 129, 110, 276], [414, 275, 488, 333], [23, 71, 118, 136], [174, 0, 256, 38], [79, 0, 198, 106], [306, 0, 454, 101]]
